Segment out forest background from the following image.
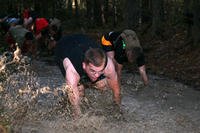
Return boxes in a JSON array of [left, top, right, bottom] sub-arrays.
[[0, 0, 200, 89]]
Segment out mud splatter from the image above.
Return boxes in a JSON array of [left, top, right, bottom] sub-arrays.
[[0, 54, 200, 133]]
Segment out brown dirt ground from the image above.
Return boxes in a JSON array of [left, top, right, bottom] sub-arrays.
[[141, 32, 200, 90], [0, 30, 200, 133]]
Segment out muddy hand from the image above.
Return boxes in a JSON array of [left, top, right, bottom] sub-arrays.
[[65, 85, 82, 119]]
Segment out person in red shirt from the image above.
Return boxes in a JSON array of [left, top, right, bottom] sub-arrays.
[[31, 18, 49, 54], [22, 8, 30, 20], [34, 18, 49, 38]]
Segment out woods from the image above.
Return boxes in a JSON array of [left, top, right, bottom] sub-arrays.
[[1, 1, 200, 132], [0, 0, 200, 46]]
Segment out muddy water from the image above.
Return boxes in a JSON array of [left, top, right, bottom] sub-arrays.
[[0, 58, 200, 133]]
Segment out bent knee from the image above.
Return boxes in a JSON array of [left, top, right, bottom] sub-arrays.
[[93, 78, 108, 90]]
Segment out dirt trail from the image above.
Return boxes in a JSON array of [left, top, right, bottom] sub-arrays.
[[0, 59, 200, 133]]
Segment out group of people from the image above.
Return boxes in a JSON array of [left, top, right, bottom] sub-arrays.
[[55, 29, 149, 118], [0, 8, 149, 120], [1, 10, 149, 118], [0, 8, 62, 58]]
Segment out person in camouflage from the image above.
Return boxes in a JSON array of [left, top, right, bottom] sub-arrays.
[[101, 29, 149, 85], [7, 23, 36, 57]]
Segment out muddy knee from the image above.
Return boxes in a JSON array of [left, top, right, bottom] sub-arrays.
[[93, 78, 108, 90]]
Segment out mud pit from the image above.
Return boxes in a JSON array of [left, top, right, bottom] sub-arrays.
[[0, 56, 200, 133]]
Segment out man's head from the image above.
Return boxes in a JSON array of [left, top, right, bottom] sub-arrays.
[[83, 48, 107, 82]]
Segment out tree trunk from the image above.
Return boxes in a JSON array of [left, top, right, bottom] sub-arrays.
[[141, 0, 152, 23], [192, 0, 200, 46], [104, 0, 109, 24], [183, 0, 192, 39], [112, 0, 117, 27], [151, 0, 163, 37], [86, 0, 93, 21], [93, 0, 102, 26], [124, 0, 140, 29], [100, 1, 105, 26], [74, 0, 80, 26], [52, 0, 56, 17], [67, 0, 73, 18]]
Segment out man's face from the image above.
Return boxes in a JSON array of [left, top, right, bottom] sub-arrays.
[[83, 62, 105, 82]]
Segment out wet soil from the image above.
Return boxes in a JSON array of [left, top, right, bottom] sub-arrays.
[[0, 31, 200, 133], [0, 55, 200, 133], [141, 32, 200, 90]]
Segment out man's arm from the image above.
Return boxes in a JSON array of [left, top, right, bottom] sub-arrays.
[[106, 51, 115, 59], [63, 58, 81, 118], [104, 57, 121, 105], [115, 63, 123, 81], [106, 51, 123, 81], [138, 65, 149, 85]]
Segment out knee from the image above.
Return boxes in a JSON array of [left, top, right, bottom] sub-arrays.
[[78, 84, 85, 97], [93, 78, 108, 91]]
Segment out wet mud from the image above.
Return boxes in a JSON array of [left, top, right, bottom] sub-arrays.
[[0, 55, 200, 133]]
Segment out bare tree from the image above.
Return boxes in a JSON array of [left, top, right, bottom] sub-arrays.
[[151, 0, 164, 37], [99, 0, 106, 25], [192, 0, 200, 46], [184, 0, 193, 39], [124, 0, 140, 29], [141, 0, 152, 24]]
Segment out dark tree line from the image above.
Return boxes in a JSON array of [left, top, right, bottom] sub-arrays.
[[0, 0, 200, 46]]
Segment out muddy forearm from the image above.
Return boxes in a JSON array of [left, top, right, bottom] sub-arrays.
[[107, 78, 121, 105], [138, 65, 149, 85], [65, 84, 81, 117]]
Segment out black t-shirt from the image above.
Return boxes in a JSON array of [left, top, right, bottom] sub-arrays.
[[101, 31, 145, 66], [55, 34, 101, 78], [101, 31, 128, 64], [55, 34, 102, 83]]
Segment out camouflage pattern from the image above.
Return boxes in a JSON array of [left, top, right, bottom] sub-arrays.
[[120, 29, 142, 50]]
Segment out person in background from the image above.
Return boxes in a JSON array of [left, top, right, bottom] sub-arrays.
[[30, 17, 49, 55], [47, 18, 62, 52], [6, 21, 36, 57], [33, 17, 49, 40], [55, 34, 121, 118], [0, 15, 20, 35], [101, 29, 149, 85], [23, 7, 38, 30], [49, 17, 62, 41], [22, 7, 30, 24]]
